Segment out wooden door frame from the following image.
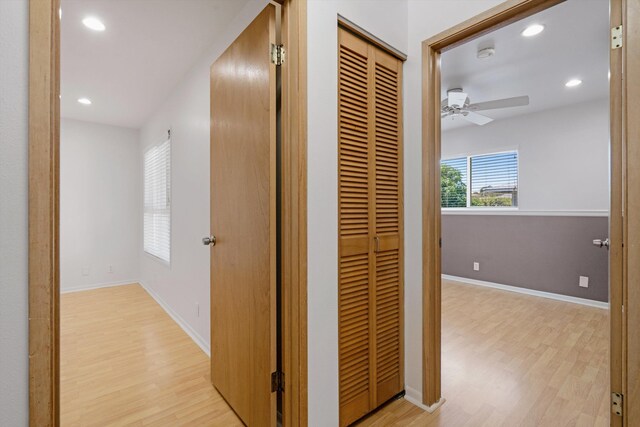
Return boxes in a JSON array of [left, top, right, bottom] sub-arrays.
[[421, 2, 633, 427], [27, 0, 307, 426]]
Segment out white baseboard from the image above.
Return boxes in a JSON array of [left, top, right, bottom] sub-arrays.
[[61, 280, 137, 294], [404, 386, 446, 413], [139, 281, 211, 357], [442, 274, 609, 309]]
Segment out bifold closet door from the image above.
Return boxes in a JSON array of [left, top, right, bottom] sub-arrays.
[[338, 27, 403, 427]]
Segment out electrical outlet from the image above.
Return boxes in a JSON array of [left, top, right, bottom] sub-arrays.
[[81, 266, 90, 276], [107, 265, 114, 274], [579, 276, 589, 288], [473, 262, 480, 271]]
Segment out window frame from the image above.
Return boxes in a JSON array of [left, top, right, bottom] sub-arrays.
[[143, 136, 172, 266], [441, 149, 520, 212]]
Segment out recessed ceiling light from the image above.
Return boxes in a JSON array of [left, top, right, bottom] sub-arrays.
[[82, 16, 105, 31], [522, 24, 545, 37], [78, 98, 92, 105], [565, 79, 583, 88]]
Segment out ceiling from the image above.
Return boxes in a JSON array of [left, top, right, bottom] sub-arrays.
[[61, 0, 250, 129], [441, 0, 610, 132]]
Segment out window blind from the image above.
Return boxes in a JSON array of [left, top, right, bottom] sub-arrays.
[[441, 157, 468, 208], [144, 139, 171, 263], [470, 152, 518, 207], [441, 151, 518, 208]]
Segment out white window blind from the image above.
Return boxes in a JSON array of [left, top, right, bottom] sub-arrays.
[[144, 139, 171, 263], [441, 151, 518, 208], [470, 152, 518, 207], [441, 157, 468, 208]]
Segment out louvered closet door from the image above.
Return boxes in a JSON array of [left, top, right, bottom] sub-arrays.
[[338, 27, 403, 427], [372, 48, 403, 407], [338, 29, 373, 427]]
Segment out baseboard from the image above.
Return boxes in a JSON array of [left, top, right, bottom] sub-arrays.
[[139, 281, 211, 356], [442, 274, 609, 309], [61, 280, 137, 294], [404, 386, 445, 413]]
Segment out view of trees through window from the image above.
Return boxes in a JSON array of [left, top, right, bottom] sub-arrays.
[[441, 151, 518, 208]]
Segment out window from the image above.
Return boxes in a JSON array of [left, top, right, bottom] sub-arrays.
[[441, 157, 468, 208], [144, 138, 171, 263], [441, 151, 518, 208]]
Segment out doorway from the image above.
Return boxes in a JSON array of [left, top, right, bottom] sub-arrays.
[[422, 0, 633, 425], [27, 0, 307, 425]]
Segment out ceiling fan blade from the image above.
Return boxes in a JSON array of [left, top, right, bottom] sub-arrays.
[[467, 95, 529, 112], [463, 111, 494, 126], [448, 92, 468, 108]]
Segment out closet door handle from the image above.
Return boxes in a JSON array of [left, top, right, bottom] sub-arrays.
[[374, 236, 380, 253]]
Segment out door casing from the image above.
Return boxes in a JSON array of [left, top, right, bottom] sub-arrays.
[[26, 0, 308, 426], [421, 2, 634, 427]]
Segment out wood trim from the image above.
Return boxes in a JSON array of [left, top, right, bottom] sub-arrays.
[[423, 0, 565, 52], [624, 0, 640, 424], [337, 15, 407, 61], [420, 0, 628, 412], [281, 0, 308, 425], [29, 0, 60, 426], [421, 42, 441, 407], [610, 1, 624, 426]]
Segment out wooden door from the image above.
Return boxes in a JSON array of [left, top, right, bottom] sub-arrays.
[[210, 5, 277, 426], [338, 27, 403, 427], [372, 47, 403, 408]]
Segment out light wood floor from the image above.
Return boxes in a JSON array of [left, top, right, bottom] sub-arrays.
[[62, 280, 609, 426], [61, 284, 243, 426], [357, 279, 610, 426]]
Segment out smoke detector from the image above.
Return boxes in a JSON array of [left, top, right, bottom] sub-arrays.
[[477, 47, 495, 59]]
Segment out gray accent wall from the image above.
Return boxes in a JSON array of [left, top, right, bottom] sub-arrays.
[[442, 215, 609, 302]]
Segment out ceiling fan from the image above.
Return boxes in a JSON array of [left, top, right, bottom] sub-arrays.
[[441, 88, 530, 126]]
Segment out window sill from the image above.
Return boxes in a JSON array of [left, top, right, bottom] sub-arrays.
[[442, 208, 519, 215], [143, 251, 171, 268]]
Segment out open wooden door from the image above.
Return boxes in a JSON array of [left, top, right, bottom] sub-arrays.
[[209, 5, 277, 426]]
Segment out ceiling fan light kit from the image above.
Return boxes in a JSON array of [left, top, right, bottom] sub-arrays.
[[441, 88, 530, 126]]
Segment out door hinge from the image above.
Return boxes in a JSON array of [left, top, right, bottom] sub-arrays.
[[270, 44, 286, 65], [612, 392, 623, 417], [612, 25, 623, 49], [271, 371, 284, 393]]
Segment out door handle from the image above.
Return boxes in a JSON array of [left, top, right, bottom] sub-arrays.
[[592, 238, 609, 249], [374, 236, 380, 253], [203, 235, 216, 246]]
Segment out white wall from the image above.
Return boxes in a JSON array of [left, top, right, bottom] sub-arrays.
[[403, 0, 505, 406], [60, 119, 140, 291], [441, 98, 609, 212], [0, 0, 29, 424], [138, 0, 269, 355], [307, 1, 408, 424]]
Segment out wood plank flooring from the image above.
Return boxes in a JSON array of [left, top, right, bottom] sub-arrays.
[[356, 279, 610, 426], [62, 280, 609, 426], [61, 284, 242, 426]]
